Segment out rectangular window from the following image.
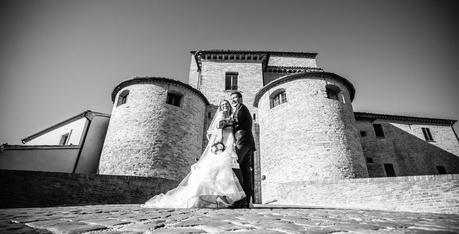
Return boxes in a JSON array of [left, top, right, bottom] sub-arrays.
[[326, 85, 340, 101], [360, 131, 367, 137], [117, 90, 129, 107], [422, 127, 434, 141], [384, 164, 396, 177], [271, 91, 287, 108], [59, 133, 70, 145], [225, 72, 238, 90], [373, 124, 385, 137], [436, 166, 446, 174], [166, 93, 182, 107], [366, 157, 373, 163]]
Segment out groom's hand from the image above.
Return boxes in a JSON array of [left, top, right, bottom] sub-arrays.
[[225, 119, 234, 126]]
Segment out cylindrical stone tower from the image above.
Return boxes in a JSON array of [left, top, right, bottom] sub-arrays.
[[254, 72, 368, 202], [99, 77, 209, 181]]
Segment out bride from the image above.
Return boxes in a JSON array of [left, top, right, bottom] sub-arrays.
[[142, 100, 245, 208]]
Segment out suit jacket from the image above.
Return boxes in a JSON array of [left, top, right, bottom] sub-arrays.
[[231, 104, 256, 150]]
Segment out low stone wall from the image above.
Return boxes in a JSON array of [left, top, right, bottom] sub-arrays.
[[0, 170, 178, 208], [274, 174, 459, 214]]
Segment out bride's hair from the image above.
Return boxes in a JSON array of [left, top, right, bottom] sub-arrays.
[[218, 100, 232, 116]]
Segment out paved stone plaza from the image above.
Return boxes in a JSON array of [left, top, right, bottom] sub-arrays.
[[1, 204, 458, 233]]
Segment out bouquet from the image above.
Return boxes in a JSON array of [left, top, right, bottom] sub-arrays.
[[211, 142, 226, 154]]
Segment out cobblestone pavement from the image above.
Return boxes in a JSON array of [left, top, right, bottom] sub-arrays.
[[1, 204, 458, 233]]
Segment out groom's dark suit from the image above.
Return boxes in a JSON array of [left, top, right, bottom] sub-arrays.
[[231, 103, 255, 206]]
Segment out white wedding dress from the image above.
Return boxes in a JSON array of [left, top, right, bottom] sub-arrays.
[[142, 110, 245, 208]]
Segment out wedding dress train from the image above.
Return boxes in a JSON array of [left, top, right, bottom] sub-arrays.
[[143, 111, 245, 208]]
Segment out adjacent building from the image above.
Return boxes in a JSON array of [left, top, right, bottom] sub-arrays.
[[0, 110, 109, 173]]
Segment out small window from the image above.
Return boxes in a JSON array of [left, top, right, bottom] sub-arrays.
[[366, 157, 373, 163], [373, 124, 385, 137], [271, 91, 287, 108], [253, 113, 256, 120], [326, 85, 340, 101], [117, 90, 129, 107], [59, 133, 70, 145], [436, 166, 446, 174], [166, 92, 182, 107], [384, 164, 396, 177], [208, 112, 212, 119], [422, 127, 434, 141], [360, 131, 367, 137], [225, 72, 238, 90]]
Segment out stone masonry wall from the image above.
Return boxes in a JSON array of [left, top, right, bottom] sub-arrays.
[[257, 77, 367, 203], [356, 120, 459, 177], [267, 56, 317, 67], [274, 174, 459, 214], [99, 80, 206, 181], [195, 60, 264, 203], [193, 59, 263, 154], [0, 170, 178, 208], [188, 55, 200, 89], [197, 60, 263, 115], [263, 72, 288, 85]]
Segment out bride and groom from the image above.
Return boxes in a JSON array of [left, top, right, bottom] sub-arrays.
[[143, 91, 256, 208]]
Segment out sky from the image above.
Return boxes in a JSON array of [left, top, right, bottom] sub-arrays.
[[1, 0, 458, 144]]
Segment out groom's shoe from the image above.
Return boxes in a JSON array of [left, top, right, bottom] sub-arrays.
[[228, 199, 245, 209], [243, 198, 252, 208]]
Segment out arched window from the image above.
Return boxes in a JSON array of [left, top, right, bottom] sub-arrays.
[[117, 90, 129, 107], [166, 91, 183, 107], [225, 72, 238, 90], [270, 89, 287, 108], [326, 85, 341, 101]]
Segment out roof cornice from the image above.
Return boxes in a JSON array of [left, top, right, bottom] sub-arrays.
[[21, 110, 110, 143], [253, 72, 356, 107], [354, 112, 457, 125], [266, 66, 323, 73], [111, 77, 209, 105], [190, 50, 318, 72], [190, 49, 317, 57]]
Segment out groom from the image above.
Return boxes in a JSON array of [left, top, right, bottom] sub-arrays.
[[227, 91, 256, 208]]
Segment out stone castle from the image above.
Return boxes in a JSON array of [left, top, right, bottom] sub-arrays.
[[98, 50, 459, 204]]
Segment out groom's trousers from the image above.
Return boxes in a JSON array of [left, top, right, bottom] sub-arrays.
[[233, 146, 254, 203]]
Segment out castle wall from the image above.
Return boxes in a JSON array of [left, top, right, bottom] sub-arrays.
[[267, 56, 317, 67], [195, 60, 263, 150], [195, 59, 264, 202], [257, 76, 367, 203], [188, 54, 200, 89], [0, 170, 177, 208], [356, 120, 459, 177], [274, 174, 459, 214], [99, 80, 206, 181], [198, 60, 263, 114], [263, 72, 288, 85]]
